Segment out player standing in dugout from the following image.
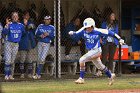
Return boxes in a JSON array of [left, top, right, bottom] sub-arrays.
[[33, 16, 55, 79], [2, 12, 25, 80]]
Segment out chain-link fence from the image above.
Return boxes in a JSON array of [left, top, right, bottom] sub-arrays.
[[59, 0, 121, 79], [0, 0, 127, 81]]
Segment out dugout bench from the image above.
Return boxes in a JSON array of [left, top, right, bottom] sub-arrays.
[[45, 46, 81, 76], [114, 60, 140, 73], [60, 46, 81, 75]]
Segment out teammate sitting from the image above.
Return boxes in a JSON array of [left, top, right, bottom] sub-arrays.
[[69, 18, 124, 85]]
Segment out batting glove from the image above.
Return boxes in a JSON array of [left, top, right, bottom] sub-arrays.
[[69, 31, 75, 35], [119, 39, 125, 45], [43, 32, 49, 37], [40, 34, 45, 38]]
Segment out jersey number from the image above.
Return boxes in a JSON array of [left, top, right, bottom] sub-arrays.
[[87, 39, 94, 43], [14, 34, 19, 38]]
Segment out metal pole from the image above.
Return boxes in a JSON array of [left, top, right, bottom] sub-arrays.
[[54, 0, 61, 78], [118, 0, 122, 76]]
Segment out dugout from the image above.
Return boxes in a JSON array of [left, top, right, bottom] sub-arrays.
[[0, 0, 119, 24], [0, 0, 140, 80]]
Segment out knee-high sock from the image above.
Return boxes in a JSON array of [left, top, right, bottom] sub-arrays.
[[20, 63, 24, 74], [80, 66, 85, 79], [5, 64, 11, 76], [28, 63, 33, 74], [103, 67, 111, 78], [37, 64, 43, 75]]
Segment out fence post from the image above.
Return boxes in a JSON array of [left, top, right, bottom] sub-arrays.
[[118, 0, 122, 76], [54, 0, 61, 78]]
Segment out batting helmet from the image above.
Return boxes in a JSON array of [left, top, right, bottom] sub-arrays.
[[83, 18, 95, 29]]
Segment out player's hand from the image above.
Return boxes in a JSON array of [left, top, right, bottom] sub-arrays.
[[119, 39, 125, 45], [40, 34, 45, 38], [43, 32, 49, 37], [23, 19, 28, 26], [6, 18, 11, 25], [5, 24, 9, 29], [5, 18, 11, 29], [69, 31, 75, 35], [78, 40, 82, 45]]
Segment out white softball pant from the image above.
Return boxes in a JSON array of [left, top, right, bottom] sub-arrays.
[[19, 49, 35, 63], [4, 41, 19, 65], [37, 42, 50, 64], [4, 41, 19, 76], [79, 47, 105, 70]]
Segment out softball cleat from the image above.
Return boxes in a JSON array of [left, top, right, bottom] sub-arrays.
[[32, 74, 41, 79], [27, 74, 33, 78], [108, 73, 115, 86], [75, 77, 85, 84], [9, 75, 15, 80], [4, 75, 9, 80], [20, 74, 25, 79]]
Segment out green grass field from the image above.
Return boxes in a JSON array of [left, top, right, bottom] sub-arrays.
[[1, 75, 140, 93]]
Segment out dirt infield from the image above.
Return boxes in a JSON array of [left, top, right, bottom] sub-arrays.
[[56, 89, 140, 93]]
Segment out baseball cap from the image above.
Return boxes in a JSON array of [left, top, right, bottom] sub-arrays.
[[44, 16, 51, 20]]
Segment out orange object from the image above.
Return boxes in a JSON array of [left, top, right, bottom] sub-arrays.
[[114, 45, 128, 60], [130, 52, 140, 60], [136, 24, 140, 31]]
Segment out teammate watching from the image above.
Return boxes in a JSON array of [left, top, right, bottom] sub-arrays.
[[69, 18, 124, 85], [33, 16, 55, 79], [63, 18, 85, 59], [2, 12, 25, 80], [101, 12, 118, 73], [19, 11, 36, 78]]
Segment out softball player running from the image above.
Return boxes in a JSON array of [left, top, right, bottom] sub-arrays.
[[2, 12, 25, 80], [69, 18, 124, 85], [33, 16, 55, 79]]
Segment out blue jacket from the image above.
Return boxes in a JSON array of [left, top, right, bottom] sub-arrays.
[[101, 21, 119, 45], [2, 22, 25, 43], [19, 21, 36, 50], [35, 24, 55, 43], [63, 22, 79, 44]]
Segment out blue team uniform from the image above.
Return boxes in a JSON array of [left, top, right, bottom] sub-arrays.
[[72, 28, 116, 50], [19, 21, 36, 50], [2, 22, 25, 78], [3, 22, 25, 42], [18, 20, 36, 77], [35, 24, 55, 43], [72, 28, 118, 82], [34, 24, 55, 77]]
